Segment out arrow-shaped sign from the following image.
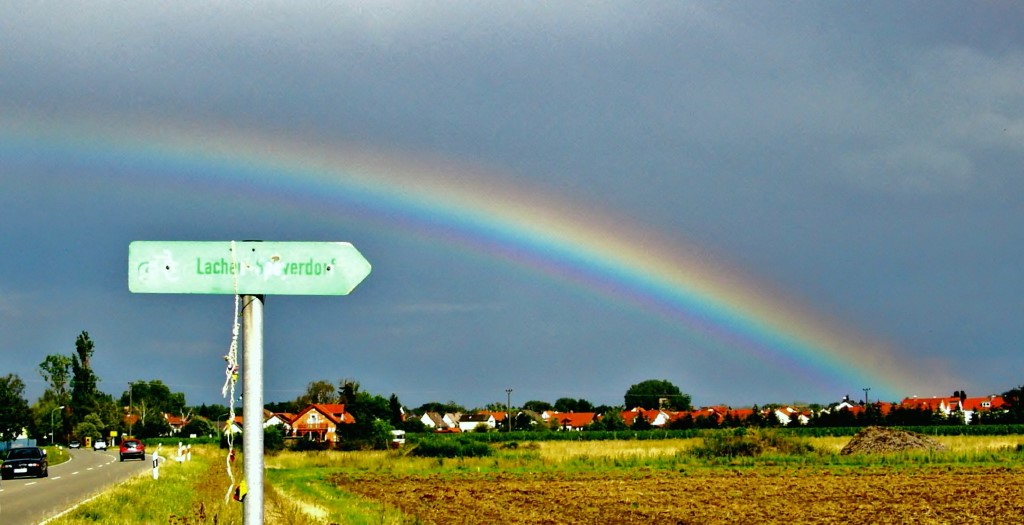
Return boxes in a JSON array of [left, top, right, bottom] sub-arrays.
[[129, 241, 371, 295]]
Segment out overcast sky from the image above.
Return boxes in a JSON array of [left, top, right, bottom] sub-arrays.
[[2, 2, 1022, 411]]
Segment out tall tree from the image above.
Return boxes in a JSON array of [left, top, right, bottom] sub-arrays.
[[623, 379, 691, 410], [39, 354, 73, 404], [295, 380, 339, 406], [522, 400, 553, 413], [1000, 385, 1024, 423], [39, 353, 74, 438], [338, 379, 360, 405], [414, 401, 466, 415], [264, 401, 297, 414], [554, 397, 594, 413], [120, 380, 186, 428], [0, 374, 31, 442], [596, 409, 627, 431], [191, 403, 230, 421], [70, 331, 101, 426], [336, 380, 392, 447], [389, 393, 404, 426], [73, 413, 105, 442]]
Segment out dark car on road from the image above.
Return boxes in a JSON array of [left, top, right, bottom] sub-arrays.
[[1, 447, 48, 479], [119, 439, 146, 462]]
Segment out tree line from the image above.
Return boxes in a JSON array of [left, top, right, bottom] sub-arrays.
[[0, 332, 195, 445], [5, 332, 1024, 445]]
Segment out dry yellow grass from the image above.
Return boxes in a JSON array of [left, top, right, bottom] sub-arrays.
[[813, 433, 1023, 455], [535, 437, 698, 461], [933, 434, 1022, 452]]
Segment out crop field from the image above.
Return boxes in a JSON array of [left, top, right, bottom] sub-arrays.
[[45, 433, 1024, 524], [314, 434, 1024, 525], [329, 467, 1024, 524]]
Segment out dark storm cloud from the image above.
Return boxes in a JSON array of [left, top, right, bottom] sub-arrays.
[[2, 2, 1022, 408]]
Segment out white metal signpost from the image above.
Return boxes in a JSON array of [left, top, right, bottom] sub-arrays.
[[129, 241, 371, 524]]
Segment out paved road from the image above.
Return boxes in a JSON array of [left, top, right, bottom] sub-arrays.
[[0, 448, 149, 524]]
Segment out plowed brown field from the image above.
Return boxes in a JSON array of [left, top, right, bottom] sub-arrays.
[[330, 467, 1024, 524]]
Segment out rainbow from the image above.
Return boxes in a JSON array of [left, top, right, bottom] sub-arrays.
[[1, 115, 939, 400]]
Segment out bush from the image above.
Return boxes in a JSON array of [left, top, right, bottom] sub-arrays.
[[410, 437, 493, 458], [264, 426, 285, 453], [290, 438, 332, 452], [689, 429, 813, 459], [212, 428, 291, 453]]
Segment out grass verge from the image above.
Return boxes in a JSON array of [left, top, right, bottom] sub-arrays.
[[46, 446, 240, 525], [44, 445, 418, 525]]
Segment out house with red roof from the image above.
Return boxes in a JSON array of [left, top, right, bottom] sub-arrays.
[[961, 395, 1005, 412], [771, 406, 820, 425], [682, 406, 749, 425], [901, 395, 1005, 424], [484, 411, 513, 431], [291, 404, 356, 443], [164, 413, 190, 435], [264, 412, 295, 432], [123, 413, 140, 431], [482, 411, 508, 424], [726, 408, 755, 422], [549, 412, 597, 431], [620, 408, 671, 427]]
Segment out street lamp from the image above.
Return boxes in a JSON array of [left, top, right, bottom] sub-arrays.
[[51, 405, 65, 445]]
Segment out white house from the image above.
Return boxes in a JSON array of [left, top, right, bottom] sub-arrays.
[[772, 406, 810, 426], [264, 412, 295, 431], [420, 412, 461, 430], [420, 412, 445, 429], [458, 413, 496, 432]]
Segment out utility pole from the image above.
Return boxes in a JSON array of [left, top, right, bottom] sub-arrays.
[[862, 387, 871, 405], [505, 388, 513, 432]]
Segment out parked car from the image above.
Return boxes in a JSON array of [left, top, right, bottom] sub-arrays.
[[119, 439, 146, 462], [1, 447, 48, 479], [93, 439, 108, 451], [68, 440, 81, 449]]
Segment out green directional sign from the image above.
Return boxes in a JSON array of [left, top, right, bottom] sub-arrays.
[[129, 241, 371, 295]]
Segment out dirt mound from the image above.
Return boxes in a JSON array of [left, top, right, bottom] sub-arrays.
[[840, 426, 947, 455]]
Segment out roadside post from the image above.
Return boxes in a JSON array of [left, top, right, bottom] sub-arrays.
[[152, 444, 163, 480], [129, 241, 371, 524]]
